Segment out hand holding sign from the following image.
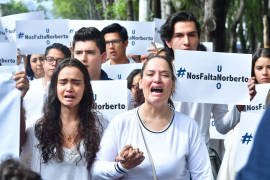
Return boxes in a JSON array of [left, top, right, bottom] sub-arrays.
[[248, 77, 257, 101], [13, 70, 29, 98], [16, 20, 69, 54], [173, 50, 252, 104]]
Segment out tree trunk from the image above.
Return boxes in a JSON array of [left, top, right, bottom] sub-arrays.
[[263, 15, 270, 48], [127, 0, 134, 20], [88, 0, 102, 19], [263, 0, 269, 48], [250, 26, 256, 52], [238, 22, 247, 53], [203, 0, 230, 52], [0, 4, 3, 16], [151, 0, 161, 18], [229, 0, 245, 52], [264, 0, 269, 15], [161, 0, 172, 19], [139, 0, 150, 21]]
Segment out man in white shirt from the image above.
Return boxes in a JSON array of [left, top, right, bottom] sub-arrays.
[[160, 11, 255, 178], [101, 23, 135, 67], [160, 10, 255, 143]]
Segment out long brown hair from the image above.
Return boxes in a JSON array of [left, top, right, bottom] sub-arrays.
[[35, 58, 102, 169]]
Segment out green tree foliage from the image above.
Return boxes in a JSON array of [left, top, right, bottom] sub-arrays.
[[50, 0, 138, 20], [1, 0, 29, 16], [241, 0, 264, 52], [100, 0, 138, 20], [36, 0, 267, 52], [226, 0, 265, 52], [52, 0, 93, 19], [104, 0, 126, 19]]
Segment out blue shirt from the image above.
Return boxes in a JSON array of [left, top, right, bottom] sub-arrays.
[[237, 105, 270, 179], [101, 70, 112, 80]]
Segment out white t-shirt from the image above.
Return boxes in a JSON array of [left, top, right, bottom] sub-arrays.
[[174, 102, 240, 146], [20, 127, 91, 180], [102, 57, 136, 68], [92, 107, 213, 180]]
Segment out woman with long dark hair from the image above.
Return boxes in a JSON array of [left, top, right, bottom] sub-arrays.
[[21, 58, 102, 180]]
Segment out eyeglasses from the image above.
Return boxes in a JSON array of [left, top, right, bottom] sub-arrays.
[[105, 39, 122, 45], [45, 56, 63, 65]]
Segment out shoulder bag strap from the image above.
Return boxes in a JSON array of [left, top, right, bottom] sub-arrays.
[[136, 109, 158, 180]]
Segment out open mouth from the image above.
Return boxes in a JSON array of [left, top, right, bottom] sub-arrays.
[[151, 87, 163, 93], [64, 95, 75, 99]]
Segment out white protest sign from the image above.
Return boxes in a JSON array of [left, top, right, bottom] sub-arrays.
[[16, 19, 69, 54], [69, 20, 154, 55], [102, 63, 143, 80], [154, 18, 165, 44], [69, 20, 106, 41], [0, 66, 21, 159], [245, 84, 270, 113], [104, 20, 155, 55], [201, 42, 213, 52], [91, 80, 128, 121], [235, 112, 263, 172], [0, 11, 44, 42], [0, 42, 17, 65], [173, 50, 251, 104]]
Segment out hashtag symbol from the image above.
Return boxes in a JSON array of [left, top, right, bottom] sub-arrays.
[[177, 67, 186, 78], [241, 132, 253, 144], [18, 32, 24, 39]]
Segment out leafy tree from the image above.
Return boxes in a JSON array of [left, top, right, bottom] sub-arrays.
[[51, 0, 99, 19], [48, 0, 138, 20], [34, 0, 268, 53], [1, 0, 29, 16], [99, 0, 138, 20]]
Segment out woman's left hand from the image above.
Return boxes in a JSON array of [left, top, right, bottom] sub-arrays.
[[236, 77, 256, 112], [116, 145, 145, 170], [13, 71, 29, 98]]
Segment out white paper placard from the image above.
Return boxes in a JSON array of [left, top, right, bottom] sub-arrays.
[[115, 20, 154, 55], [69, 20, 154, 55], [104, 20, 155, 55], [173, 50, 252, 104], [201, 42, 213, 52], [0, 42, 17, 65], [0, 66, 21, 159], [68, 20, 107, 41], [16, 19, 69, 54], [153, 18, 165, 44], [245, 84, 270, 114], [0, 11, 44, 42], [91, 80, 128, 121], [235, 112, 263, 172], [102, 63, 143, 80]]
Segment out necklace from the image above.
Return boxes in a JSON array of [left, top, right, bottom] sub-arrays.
[[62, 125, 78, 144]]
